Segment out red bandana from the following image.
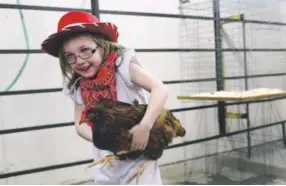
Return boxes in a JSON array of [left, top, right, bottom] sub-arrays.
[[79, 51, 117, 127]]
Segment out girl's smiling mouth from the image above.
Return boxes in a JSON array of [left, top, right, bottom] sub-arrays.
[[80, 65, 92, 73]]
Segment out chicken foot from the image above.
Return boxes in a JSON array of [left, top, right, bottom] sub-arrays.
[[86, 155, 119, 170], [126, 160, 152, 184]]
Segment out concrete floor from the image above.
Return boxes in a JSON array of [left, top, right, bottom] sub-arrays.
[[160, 140, 286, 185], [74, 140, 286, 185]]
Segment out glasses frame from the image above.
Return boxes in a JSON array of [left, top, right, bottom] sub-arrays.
[[64, 47, 98, 64]]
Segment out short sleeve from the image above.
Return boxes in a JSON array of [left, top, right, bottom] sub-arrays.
[[116, 48, 143, 87]]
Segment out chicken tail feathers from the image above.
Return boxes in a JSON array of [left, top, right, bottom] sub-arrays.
[[167, 111, 186, 137], [176, 125, 186, 137]]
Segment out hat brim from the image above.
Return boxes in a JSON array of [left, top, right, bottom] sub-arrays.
[[41, 22, 118, 58]]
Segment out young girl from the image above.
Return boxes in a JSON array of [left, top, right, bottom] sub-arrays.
[[41, 11, 168, 184]]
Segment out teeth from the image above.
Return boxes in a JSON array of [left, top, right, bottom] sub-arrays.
[[81, 66, 90, 70]]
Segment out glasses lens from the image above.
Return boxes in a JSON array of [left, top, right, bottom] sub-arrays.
[[80, 49, 93, 59], [65, 55, 75, 64]]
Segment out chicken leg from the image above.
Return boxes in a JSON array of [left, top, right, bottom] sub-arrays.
[[126, 160, 152, 184], [86, 155, 119, 169]]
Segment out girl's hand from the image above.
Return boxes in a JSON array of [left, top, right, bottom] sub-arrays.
[[129, 124, 151, 151]]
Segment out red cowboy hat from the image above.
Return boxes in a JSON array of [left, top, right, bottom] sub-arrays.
[[41, 11, 119, 57]]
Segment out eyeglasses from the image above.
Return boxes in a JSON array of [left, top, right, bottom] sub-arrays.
[[64, 47, 98, 64]]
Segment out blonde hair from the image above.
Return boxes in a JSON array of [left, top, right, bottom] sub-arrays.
[[58, 32, 125, 92]]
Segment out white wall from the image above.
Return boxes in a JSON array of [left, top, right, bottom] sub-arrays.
[[1, 0, 286, 184]]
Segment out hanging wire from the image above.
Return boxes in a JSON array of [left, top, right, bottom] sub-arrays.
[[3, 0, 30, 91]]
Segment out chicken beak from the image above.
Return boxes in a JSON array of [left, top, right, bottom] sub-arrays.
[[79, 119, 89, 125]]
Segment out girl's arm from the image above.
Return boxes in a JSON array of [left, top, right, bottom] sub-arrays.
[[129, 61, 168, 130], [74, 103, 93, 142]]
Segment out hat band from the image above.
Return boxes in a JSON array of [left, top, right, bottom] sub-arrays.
[[61, 22, 99, 31]]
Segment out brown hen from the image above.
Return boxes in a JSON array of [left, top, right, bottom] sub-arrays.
[[80, 98, 186, 184]]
